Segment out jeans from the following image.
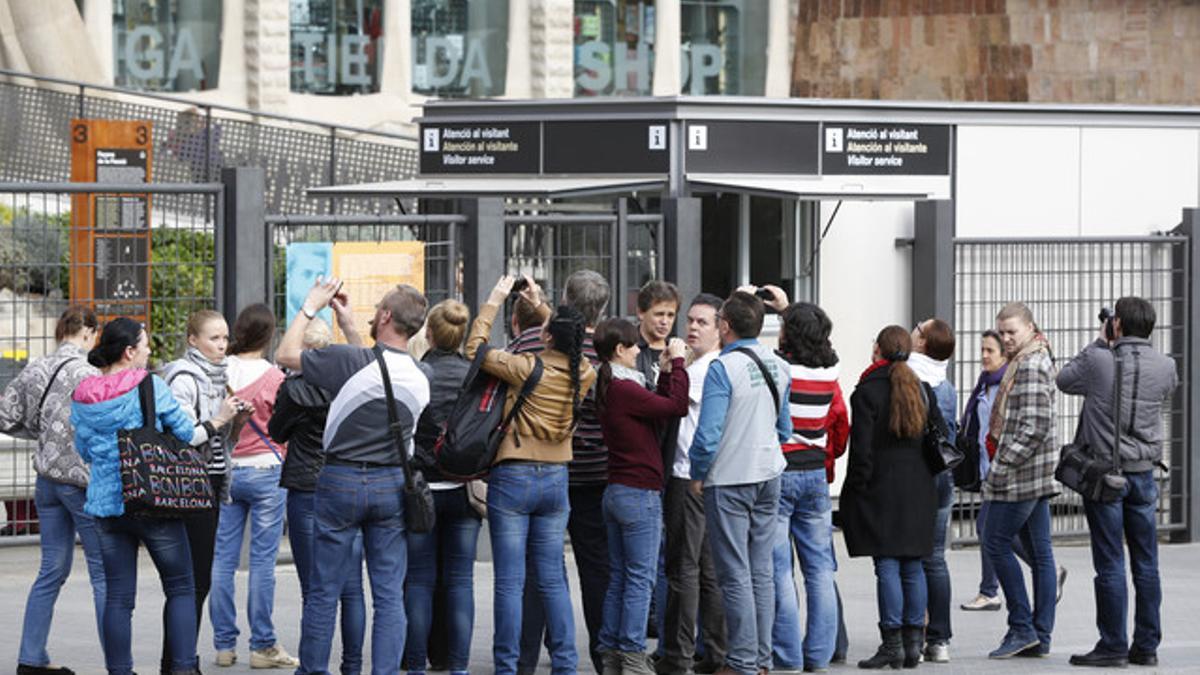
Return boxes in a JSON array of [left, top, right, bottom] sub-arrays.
[[922, 471, 954, 643], [518, 482, 610, 674], [705, 477, 781, 675], [289, 489, 366, 675], [298, 465, 408, 675], [984, 497, 1056, 647], [489, 462, 576, 675], [210, 465, 287, 652], [661, 477, 726, 671], [598, 484, 662, 654], [18, 476, 106, 667], [772, 469, 837, 669], [404, 487, 482, 672], [163, 472, 224, 672], [977, 499, 1034, 598], [873, 557, 927, 628], [1083, 470, 1161, 656], [97, 514, 197, 675]]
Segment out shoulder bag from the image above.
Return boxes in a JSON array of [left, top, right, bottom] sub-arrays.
[[921, 385, 964, 473], [1055, 350, 1127, 503], [374, 347, 436, 534], [733, 347, 781, 412]]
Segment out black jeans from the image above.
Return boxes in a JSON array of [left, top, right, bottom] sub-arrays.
[[660, 477, 726, 671], [161, 473, 223, 673], [518, 482, 610, 673]]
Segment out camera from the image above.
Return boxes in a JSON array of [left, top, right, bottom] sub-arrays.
[[1099, 307, 1115, 341], [754, 287, 774, 301], [509, 277, 529, 298]]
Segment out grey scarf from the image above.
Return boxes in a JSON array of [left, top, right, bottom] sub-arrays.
[[185, 346, 228, 400]]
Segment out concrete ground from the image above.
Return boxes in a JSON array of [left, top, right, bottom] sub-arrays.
[[2, 533, 1198, 674]]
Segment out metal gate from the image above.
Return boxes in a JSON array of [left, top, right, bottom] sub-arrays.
[[950, 234, 1190, 545], [0, 182, 221, 541]]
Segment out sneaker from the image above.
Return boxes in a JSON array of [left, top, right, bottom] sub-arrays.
[[1017, 642, 1051, 658], [961, 594, 1002, 611], [989, 633, 1041, 660], [1057, 566, 1068, 604], [213, 651, 236, 668], [250, 644, 300, 669], [924, 642, 950, 663]]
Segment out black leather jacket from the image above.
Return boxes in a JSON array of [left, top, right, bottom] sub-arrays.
[[269, 373, 331, 492], [413, 349, 471, 482]]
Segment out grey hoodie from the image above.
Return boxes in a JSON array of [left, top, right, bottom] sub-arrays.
[[1056, 337, 1178, 472]]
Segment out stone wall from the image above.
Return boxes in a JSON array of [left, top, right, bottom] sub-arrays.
[[792, 0, 1200, 104]]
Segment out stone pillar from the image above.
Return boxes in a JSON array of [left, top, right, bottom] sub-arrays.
[[764, 0, 792, 97], [530, 0, 573, 98], [82, 0, 113, 82], [244, 0, 290, 112], [505, 0, 532, 98], [652, 0, 681, 96], [4, 0, 104, 83], [379, 0, 411, 97]]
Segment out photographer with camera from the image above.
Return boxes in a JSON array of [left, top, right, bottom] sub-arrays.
[[1056, 298, 1177, 668]]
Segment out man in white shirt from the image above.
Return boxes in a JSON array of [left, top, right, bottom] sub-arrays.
[[660, 293, 727, 674]]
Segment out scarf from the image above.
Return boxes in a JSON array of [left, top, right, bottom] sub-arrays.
[[986, 335, 1050, 454], [961, 362, 1007, 442], [908, 352, 948, 387], [185, 346, 228, 402], [610, 362, 647, 387], [858, 358, 891, 382]]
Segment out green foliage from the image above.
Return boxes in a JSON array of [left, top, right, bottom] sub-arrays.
[[150, 227, 216, 365], [0, 208, 71, 295]]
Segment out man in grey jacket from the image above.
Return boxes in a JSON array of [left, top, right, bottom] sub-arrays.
[[1057, 296, 1177, 669]]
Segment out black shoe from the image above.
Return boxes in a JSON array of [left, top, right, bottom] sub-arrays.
[[1069, 650, 1129, 668], [18, 667, 77, 675], [830, 653, 847, 665], [692, 659, 723, 674], [900, 626, 924, 669], [858, 625, 904, 670], [1127, 649, 1157, 667]]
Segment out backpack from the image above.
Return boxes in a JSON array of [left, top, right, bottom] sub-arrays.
[[434, 345, 543, 480]]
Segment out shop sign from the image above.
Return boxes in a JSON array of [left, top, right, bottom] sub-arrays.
[[821, 123, 951, 175], [121, 26, 205, 81], [419, 122, 541, 174]]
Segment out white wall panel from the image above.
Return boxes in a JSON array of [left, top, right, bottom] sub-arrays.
[[955, 125, 1081, 237], [1079, 128, 1200, 236]]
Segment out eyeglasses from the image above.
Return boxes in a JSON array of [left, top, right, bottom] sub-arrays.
[[914, 322, 926, 338]]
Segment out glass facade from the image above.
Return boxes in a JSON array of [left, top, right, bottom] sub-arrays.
[[290, 0, 384, 94], [680, 0, 766, 95], [113, 0, 222, 92], [412, 0, 508, 98], [574, 0, 656, 97]]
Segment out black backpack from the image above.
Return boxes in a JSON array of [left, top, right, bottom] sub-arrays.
[[434, 345, 543, 480]]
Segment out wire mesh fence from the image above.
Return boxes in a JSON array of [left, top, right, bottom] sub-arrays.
[[950, 235, 1190, 545], [0, 183, 221, 540], [0, 70, 418, 216]]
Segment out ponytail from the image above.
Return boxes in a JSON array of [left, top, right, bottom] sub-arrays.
[[547, 305, 587, 423], [875, 325, 926, 438], [89, 317, 143, 369], [592, 317, 640, 416]]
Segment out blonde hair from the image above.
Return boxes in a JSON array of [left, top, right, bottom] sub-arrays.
[[186, 309, 226, 338], [425, 299, 470, 352], [302, 318, 332, 350]]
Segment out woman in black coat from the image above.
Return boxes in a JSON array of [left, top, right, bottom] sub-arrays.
[[840, 325, 944, 669]]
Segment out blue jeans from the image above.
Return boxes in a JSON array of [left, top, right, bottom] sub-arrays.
[[984, 497, 1056, 646], [210, 465, 287, 652], [97, 514, 197, 675], [298, 465, 408, 675], [923, 471, 953, 643], [705, 477, 781, 675], [19, 476, 107, 667], [488, 462, 576, 675], [599, 484, 663, 654], [771, 470, 837, 670], [977, 499, 1033, 597], [404, 487, 482, 671], [873, 557, 927, 628], [288, 490, 366, 675], [1083, 470, 1161, 656]]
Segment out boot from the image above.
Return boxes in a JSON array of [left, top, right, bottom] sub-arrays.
[[857, 625, 904, 670], [900, 626, 925, 668], [602, 650, 623, 675], [620, 651, 657, 675]]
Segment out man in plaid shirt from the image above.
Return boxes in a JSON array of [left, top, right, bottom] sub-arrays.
[[981, 302, 1060, 660]]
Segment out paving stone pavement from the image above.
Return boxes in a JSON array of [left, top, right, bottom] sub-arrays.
[[2, 533, 1197, 674]]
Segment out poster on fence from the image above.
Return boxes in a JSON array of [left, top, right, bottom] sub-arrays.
[[285, 242, 334, 325], [332, 242, 426, 343]]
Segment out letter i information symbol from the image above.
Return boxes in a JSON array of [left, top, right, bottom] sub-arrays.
[[423, 128, 440, 152], [825, 128, 843, 153]]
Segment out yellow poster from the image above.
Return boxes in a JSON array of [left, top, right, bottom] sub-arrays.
[[331, 241, 425, 343]]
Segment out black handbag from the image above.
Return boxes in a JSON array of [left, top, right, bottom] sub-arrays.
[[118, 376, 215, 516], [952, 433, 982, 491], [374, 347, 436, 534], [1055, 350, 1127, 503], [921, 385, 964, 473]]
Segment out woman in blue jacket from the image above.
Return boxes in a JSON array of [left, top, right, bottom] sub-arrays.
[[71, 318, 241, 675]]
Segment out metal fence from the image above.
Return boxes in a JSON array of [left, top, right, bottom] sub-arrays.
[[0, 68, 419, 215], [950, 234, 1190, 545], [0, 182, 221, 540]]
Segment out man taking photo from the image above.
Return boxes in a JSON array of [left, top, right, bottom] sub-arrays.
[[1057, 297, 1177, 669]]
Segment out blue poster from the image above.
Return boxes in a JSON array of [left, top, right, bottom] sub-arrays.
[[286, 242, 333, 324]]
